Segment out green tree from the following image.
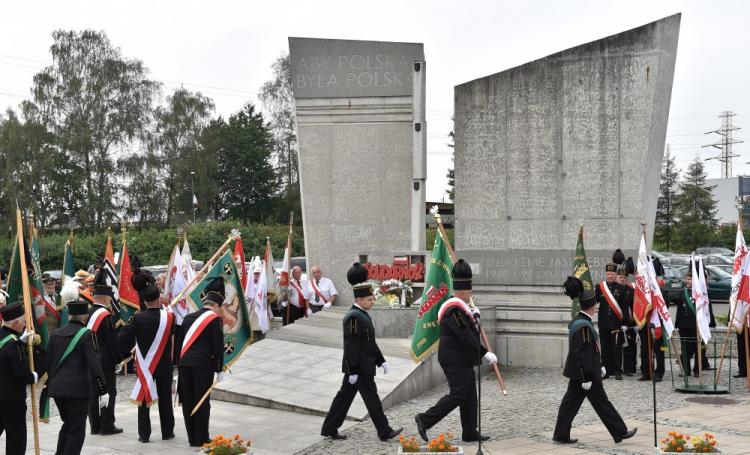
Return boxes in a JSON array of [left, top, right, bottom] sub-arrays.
[[216, 104, 277, 221], [673, 157, 718, 252], [654, 145, 680, 251], [23, 30, 159, 228], [258, 54, 301, 222]]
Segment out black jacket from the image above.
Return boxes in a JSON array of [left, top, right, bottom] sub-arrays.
[[176, 307, 224, 373], [619, 283, 635, 326], [46, 321, 106, 399], [437, 303, 488, 367], [673, 289, 716, 330], [0, 327, 36, 399], [88, 303, 120, 369], [117, 308, 175, 376], [563, 312, 602, 383], [341, 305, 385, 376], [596, 281, 625, 330]]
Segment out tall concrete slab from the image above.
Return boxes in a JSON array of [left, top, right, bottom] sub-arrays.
[[454, 15, 680, 366], [289, 38, 424, 301]]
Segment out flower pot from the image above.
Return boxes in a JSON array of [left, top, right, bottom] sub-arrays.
[[656, 449, 721, 454], [398, 446, 464, 454]]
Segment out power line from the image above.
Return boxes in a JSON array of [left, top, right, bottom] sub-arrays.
[[703, 111, 743, 178]]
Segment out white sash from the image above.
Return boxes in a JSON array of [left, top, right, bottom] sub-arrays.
[[289, 280, 306, 309], [437, 297, 476, 324], [180, 310, 218, 358], [87, 307, 109, 331], [131, 310, 173, 405], [310, 279, 328, 304], [599, 282, 623, 320]]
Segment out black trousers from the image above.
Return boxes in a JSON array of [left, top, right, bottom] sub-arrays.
[[89, 366, 117, 432], [623, 329, 638, 373], [0, 397, 27, 455], [679, 328, 699, 375], [600, 329, 623, 376], [178, 366, 213, 447], [283, 304, 305, 325], [553, 378, 627, 441], [419, 364, 479, 440], [639, 328, 665, 379], [55, 397, 89, 455], [737, 331, 748, 376], [310, 304, 324, 314], [138, 368, 175, 440], [322, 374, 391, 438]]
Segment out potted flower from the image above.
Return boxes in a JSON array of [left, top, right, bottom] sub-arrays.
[[398, 433, 463, 454], [373, 279, 414, 308], [201, 434, 252, 454], [659, 431, 720, 454]]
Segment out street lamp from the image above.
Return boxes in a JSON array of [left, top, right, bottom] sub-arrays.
[[191, 171, 196, 224]]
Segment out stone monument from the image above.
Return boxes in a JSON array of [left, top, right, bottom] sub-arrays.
[[289, 38, 425, 302], [453, 15, 681, 366]]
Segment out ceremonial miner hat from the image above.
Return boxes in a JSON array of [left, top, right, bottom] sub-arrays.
[[141, 282, 161, 303], [93, 270, 112, 297], [42, 272, 54, 284], [579, 289, 597, 309], [204, 276, 225, 305], [67, 300, 89, 316], [0, 301, 25, 320], [612, 249, 625, 265], [617, 264, 629, 277], [452, 259, 473, 290], [624, 257, 635, 275], [563, 276, 583, 299], [347, 263, 373, 298], [651, 257, 665, 277]]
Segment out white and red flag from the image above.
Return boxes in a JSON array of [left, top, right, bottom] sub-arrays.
[[693, 256, 712, 343], [632, 233, 653, 328], [730, 225, 750, 332], [647, 256, 674, 338]]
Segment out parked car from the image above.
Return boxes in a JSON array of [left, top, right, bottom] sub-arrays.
[[661, 265, 685, 303], [702, 254, 733, 266], [694, 247, 733, 257], [662, 256, 690, 268], [704, 265, 732, 304]]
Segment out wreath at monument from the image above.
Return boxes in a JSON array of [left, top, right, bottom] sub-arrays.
[[373, 279, 414, 308]]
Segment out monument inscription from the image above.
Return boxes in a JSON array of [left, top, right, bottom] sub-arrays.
[[289, 37, 424, 98]]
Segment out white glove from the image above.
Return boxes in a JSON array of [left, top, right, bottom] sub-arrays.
[[323, 302, 332, 309], [601, 366, 607, 377], [471, 307, 481, 319], [281, 300, 288, 308], [306, 308, 313, 317], [483, 352, 497, 365], [348, 374, 358, 385], [633, 326, 640, 334], [581, 381, 592, 391], [19, 330, 34, 343], [32, 372, 38, 384], [621, 326, 627, 333], [216, 372, 226, 383], [99, 393, 109, 409], [381, 362, 391, 375]]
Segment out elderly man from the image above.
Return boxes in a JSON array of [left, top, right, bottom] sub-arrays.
[[282, 266, 312, 325], [308, 266, 338, 313]]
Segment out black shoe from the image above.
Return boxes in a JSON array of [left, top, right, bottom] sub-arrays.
[[602, 375, 610, 380], [734, 373, 747, 378], [138, 437, 149, 443], [463, 434, 490, 442], [100, 427, 123, 435], [655, 376, 663, 383], [379, 427, 403, 441], [638, 375, 650, 381], [553, 437, 578, 444], [320, 430, 347, 440], [90, 429, 100, 435], [705, 366, 715, 371], [615, 374, 623, 380], [615, 428, 637, 443], [415, 414, 428, 442], [693, 371, 700, 378], [623, 372, 634, 377], [162, 433, 175, 440]]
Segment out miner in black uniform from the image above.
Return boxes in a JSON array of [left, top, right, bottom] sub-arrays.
[[415, 259, 497, 443], [117, 276, 176, 443], [46, 299, 108, 455], [321, 263, 403, 442], [596, 257, 625, 380], [0, 302, 39, 455], [88, 272, 122, 435], [674, 266, 716, 377], [615, 255, 638, 377], [553, 278, 637, 444], [176, 276, 225, 447]]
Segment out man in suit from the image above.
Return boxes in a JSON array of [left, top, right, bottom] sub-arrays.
[[320, 263, 402, 442], [596, 253, 626, 380], [553, 279, 637, 444], [415, 259, 498, 443], [46, 298, 108, 455]]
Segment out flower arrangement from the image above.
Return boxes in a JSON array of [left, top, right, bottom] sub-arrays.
[[661, 431, 719, 453], [399, 434, 422, 453], [373, 279, 414, 308], [201, 434, 252, 454], [426, 433, 459, 453]]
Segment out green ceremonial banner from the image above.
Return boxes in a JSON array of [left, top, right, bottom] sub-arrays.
[[6, 236, 49, 347], [571, 226, 594, 319], [58, 239, 76, 326], [410, 229, 454, 362], [184, 250, 252, 366]]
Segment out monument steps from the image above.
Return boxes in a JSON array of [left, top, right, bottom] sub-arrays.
[[214, 307, 443, 422]]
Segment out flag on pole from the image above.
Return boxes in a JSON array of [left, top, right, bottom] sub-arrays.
[[647, 256, 674, 338], [182, 235, 195, 283], [28, 229, 53, 344], [410, 227, 454, 362], [101, 234, 122, 321], [192, 193, 199, 207], [693, 256, 712, 343], [279, 236, 290, 290], [161, 243, 180, 307], [730, 225, 750, 332], [118, 240, 140, 322], [169, 246, 192, 325], [570, 226, 593, 318], [263, 238, 279, 304], [184, 250, 253, 365], [632, 233, 653, 328], [234, 236, 247, 291], [58, 235, 76, 325], [249, 257, 270, 334]]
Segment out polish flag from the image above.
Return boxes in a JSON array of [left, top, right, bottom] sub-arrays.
[[730, 226, 750, 332]]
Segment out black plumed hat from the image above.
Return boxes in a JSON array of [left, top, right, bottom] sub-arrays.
[[624, 257, 635, 275], [452, 259, 473, 290], [612, 249, 625, 265], [203, 276, 225, 305], [0, 301, 24, 321], [93, 270, 112, 297], [579, 289, 597, 309], [347, 263, 372, 298], [563, 276, 583, 299]]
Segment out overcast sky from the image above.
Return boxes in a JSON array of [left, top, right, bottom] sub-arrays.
[[1, 0, 748, 201]]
